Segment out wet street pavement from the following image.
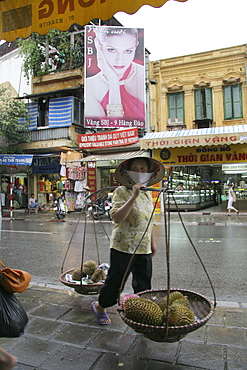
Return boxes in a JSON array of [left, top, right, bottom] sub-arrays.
[[0, 208, 247, 369], [1, 208, 247, 303]]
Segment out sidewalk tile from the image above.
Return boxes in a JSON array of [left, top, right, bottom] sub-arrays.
[[177, 341, 224, 369], [40, 345, 101, 370], [207, 326, 246, 347], [52, 323, 100, 346]]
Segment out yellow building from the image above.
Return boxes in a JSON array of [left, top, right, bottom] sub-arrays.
[[143, 44, 247, 211]]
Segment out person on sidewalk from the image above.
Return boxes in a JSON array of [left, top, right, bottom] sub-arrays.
[[227, 183, 239, 216], [91, 156, 165, 325], [0, 348, 17, 369], [28, 193, 44, 213]]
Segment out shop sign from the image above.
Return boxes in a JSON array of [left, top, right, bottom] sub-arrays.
[[78, 128, 139, 149], [222, 164, 247, 171], [87, 161, 97, 196], [0, 154, 33, 166], [141, 131, 247, 149], [32, 156, 61, 174], [155, 144, 247, 166]]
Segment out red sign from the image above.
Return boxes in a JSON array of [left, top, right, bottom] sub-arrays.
[[78, 128, 139, 149], [87, 161, 97, 197]]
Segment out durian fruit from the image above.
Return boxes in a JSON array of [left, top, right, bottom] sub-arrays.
[[157, 292, 189, 312], [168, 303, 195, 326], [169, 291, 186, 305], [71, 268, 85, 281], [125, 297, 164, 326], [174, 297, 190, 308], [121, 294, 140, 309], [91, 268, 106, 283], [156, 296, 168, 312], [82, 260, 98, 276]]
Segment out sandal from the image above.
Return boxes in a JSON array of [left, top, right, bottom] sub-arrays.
[[91, 301, 111, 325]]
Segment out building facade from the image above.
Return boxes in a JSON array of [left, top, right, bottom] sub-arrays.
[[143, 44, 247, 211]]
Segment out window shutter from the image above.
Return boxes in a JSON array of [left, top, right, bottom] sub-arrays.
[[195, 89, 202, 119], [205, 88, 213, 119], [168, 94, 176, 118], [176, 92, 184, 120], [223, 85, 232, 119], [232, 84, 242, 118]]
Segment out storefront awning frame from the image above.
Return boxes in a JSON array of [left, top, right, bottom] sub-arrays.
[[140, 124, 247, 149], [65, 150, 149, 165]]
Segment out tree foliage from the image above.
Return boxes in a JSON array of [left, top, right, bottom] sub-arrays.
[[0, 87, 30, 154], [18, 29, 84, 83]]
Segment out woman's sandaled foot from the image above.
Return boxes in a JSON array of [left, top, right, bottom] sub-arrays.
[[0, 348, 18, 369], [91, 301, 111, 325]]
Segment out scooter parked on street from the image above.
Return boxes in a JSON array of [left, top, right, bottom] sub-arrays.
[[53, 196, 66, 220], [88, 195, 112, 220]]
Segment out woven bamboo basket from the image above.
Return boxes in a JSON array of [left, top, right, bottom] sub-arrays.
[[119, 288, 214, 342], [60, 269, 103, 295]]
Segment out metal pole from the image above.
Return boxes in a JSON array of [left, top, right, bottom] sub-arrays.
[[10, 167, 13, 218]]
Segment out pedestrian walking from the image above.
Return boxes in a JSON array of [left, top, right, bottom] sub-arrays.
[[227, 183, 239, 216], [91, 156, 165, 325]]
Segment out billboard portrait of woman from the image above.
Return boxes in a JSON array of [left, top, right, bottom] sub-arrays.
[[84, 26, 145, 129]]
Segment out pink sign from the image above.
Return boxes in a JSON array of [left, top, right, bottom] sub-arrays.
[[84, 25, 145, 129]]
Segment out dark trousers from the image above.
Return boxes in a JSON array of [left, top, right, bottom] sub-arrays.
[[99, 248, 152, 308]]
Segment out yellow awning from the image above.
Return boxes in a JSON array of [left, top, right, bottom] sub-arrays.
[[0, 0, 187, 42], [140, 125, 247, 149]]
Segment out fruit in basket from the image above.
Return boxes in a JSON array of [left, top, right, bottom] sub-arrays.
[[157, 291, 189, 312], [91, 268, 106, 283], [125, 297, 163, 326], [169, 291, 186, 305], [83, 260, 98, 275], [168, 303, 195, 326], [71, 268, 85, 280]]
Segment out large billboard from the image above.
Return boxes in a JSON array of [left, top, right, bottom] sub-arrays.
[[84, 25, 145, 129]]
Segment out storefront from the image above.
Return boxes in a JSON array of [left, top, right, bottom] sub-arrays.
[[0, 154, 33, 213], [140, 124, 247, 211]]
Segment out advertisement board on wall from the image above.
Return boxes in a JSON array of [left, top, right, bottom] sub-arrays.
[[155, 144, 247, 166], [84, 25, 145, 129], [78, 128, 139, 149]]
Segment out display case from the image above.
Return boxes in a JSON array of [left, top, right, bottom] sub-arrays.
[[164, 189, 214, 211]]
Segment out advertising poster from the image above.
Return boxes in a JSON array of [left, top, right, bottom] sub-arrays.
[[78, 128, 139, 150], [84, 25, 145, 129]]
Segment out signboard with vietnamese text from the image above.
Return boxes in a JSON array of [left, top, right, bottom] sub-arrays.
[[0, 0, 186, 42], [78, 128, 139, 149], [87, 161, 97, 198], [0, 154, 33, 166], [154, 144, 247, 166]]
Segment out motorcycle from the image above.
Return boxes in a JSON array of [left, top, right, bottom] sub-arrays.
[[88, 196, 112, 220], [53, 196, 66, 220]]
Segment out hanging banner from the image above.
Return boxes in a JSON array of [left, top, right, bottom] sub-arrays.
[[78, 128, 139, 149], [0, 1, 187, 42], [87, 161, 97, 196], [0, 154, 33, 166], [84, 25, 145, 129], [154, 144, 247, 166]]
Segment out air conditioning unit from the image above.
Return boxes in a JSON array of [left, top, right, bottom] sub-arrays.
[[168, 118, 184, 125]]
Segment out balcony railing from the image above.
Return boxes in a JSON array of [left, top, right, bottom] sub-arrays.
[[30, 127, 70, 142]]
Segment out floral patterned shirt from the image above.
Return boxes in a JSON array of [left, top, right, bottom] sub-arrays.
[[110, 186, 153, 254]]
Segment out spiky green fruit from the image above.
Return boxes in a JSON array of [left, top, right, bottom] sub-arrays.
[[169, 291, 186, 305], [168, 303, 195, 326], [156, 296, 168, 311], [125, 298, 164, 326]]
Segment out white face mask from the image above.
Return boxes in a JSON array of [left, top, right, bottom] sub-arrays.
[[126, 170, 153, 186]]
